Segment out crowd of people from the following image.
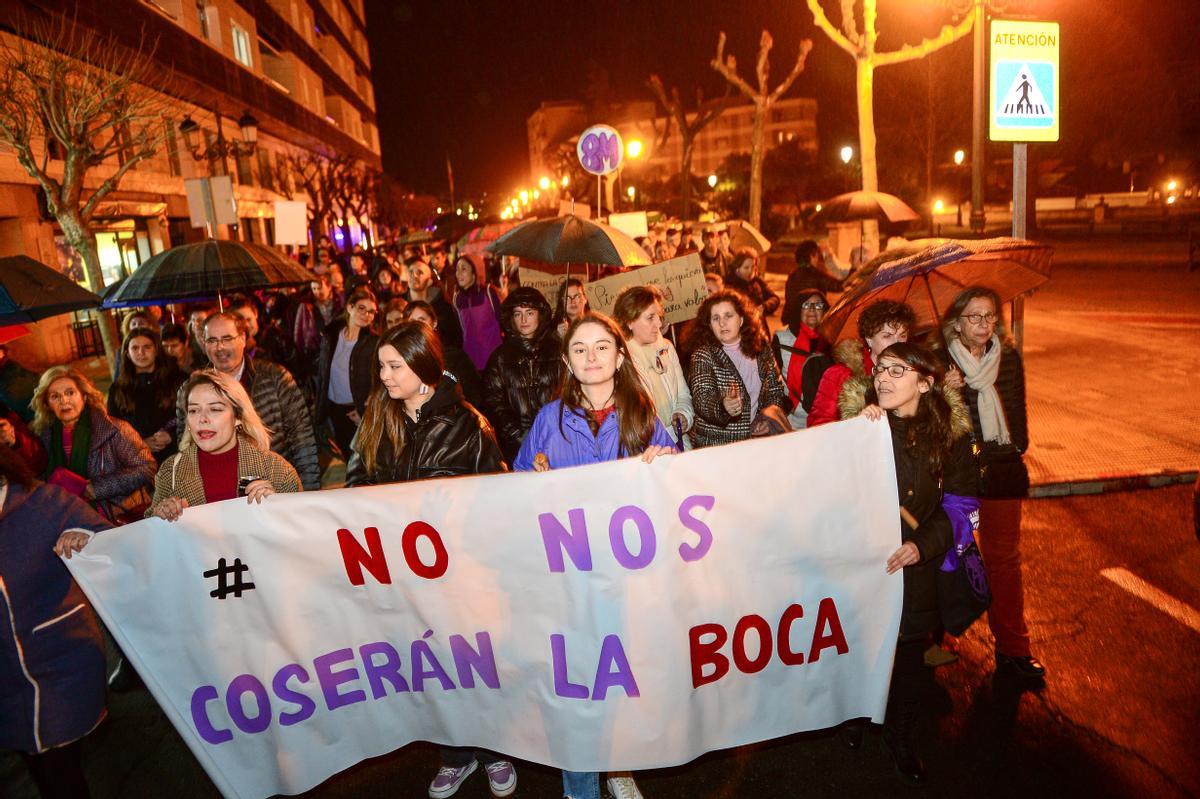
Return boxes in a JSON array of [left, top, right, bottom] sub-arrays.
[[0, 231, 1045, 799]]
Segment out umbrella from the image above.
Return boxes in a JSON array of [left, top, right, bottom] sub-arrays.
[[395, 229, 434, 247], [488, 214, 651, 267], [0, 324, 30, 344], [103, 240, 315, 308], [820, 238, 1053, 342], [0, 255, 102, 324], [814, 191, 921, 225], [727, 220, 771, 255], [456, 220, 524, 258]]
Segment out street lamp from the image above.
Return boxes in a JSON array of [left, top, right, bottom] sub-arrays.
[[626, 139, 643, 159], [707, 174, 718, 189], [840, 145, 854, 164], [561, 175, 570, 188], [518, 189, 529, 206], [954, 149, 966, 166], [178, 108, 258, 175]]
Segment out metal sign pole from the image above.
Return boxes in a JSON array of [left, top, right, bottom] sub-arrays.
[[1011, 142, 1027, 351]]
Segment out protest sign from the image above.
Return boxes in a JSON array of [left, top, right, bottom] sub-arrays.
[[65, 418, 902, 799], [607, 211, 649, 240], [517, 266, 573, 310], [586, 252, 707, 325]]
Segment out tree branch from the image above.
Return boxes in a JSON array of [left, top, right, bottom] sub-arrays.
[[872, 14, 974, 67], [711, 32, 759, 102], [807, 0, 861, 57], [769, 39, 814, 103]]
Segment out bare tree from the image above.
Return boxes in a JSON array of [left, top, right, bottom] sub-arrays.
[[0, 15, 172, 362], [711, 31, 813, 228], [284, 149, 354, 252], [336, 164, 379, 250], [807, 0, 972, 251], [646, 76, 734, 220]]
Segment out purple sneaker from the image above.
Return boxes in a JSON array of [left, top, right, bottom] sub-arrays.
[[428, 760, 477, 798], [485, 761, 517, 797]]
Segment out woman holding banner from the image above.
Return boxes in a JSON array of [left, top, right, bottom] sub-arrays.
[[686, 289, 789, 447], [842, 342, 978, 785], [514, 311, 675, 799], [342, 322, 515, 799], [613, 285, 694, 450]]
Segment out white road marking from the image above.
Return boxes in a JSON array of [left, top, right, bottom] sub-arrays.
[[1100, 567, 1200, 635]]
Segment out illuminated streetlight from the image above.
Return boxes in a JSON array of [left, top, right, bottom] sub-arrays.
[[707, 174, 718, 189], [455, 208, 462, 216], [1167, 179, 1178, 191], [561, 175, 570, 187], [1167, 195, 1177, 205], [627, 185, 636, 199], [933, 199, 945, 213], [533, 189, 540, 200], [840, 145, 854, 164], [538, 176, 551, 191], [626, 139, 643, 159], [954, 149, 966, 166], [815, 203, 823, 213], [519, 190, 529, 205]]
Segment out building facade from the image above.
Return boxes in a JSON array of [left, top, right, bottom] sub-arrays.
[[0, 0, 380, 366]]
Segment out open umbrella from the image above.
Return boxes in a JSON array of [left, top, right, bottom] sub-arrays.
[[103, 240, 315, 308], [814, 191, 921, 225], [0, 255, 102, 324], [456, 220, 524, 258], [820, 238, 1053, 342], [488, 214, 651, 267], [0, 324, 30, 344], [727, 220, 772, 255]]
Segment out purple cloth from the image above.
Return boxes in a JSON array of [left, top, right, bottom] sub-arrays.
[[941, 492, 982, 572], [455, 285, 503, 371]]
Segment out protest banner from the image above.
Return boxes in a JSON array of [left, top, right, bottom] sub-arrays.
[[517, 265, 573, 309], [64, 418, 902, 799], [586, 252, 707, 325]]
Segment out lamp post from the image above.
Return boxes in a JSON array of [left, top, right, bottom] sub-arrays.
[[179, 108, 258, 176], [969, 0, 986, 234]]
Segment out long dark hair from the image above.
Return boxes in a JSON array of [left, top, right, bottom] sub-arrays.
[[687, 288, 768, 357], [557, 312, 659, 457], [110, 329, 181, 416], [552, 277, 590, 325], [356, 322, 445, 475], [865, 342, 954, 477]]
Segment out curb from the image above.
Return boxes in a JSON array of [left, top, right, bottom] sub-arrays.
[[1029, 470, 1198, 498]]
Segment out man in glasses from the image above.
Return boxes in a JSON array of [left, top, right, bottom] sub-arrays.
[[785, 239, 846, 308], [175, 312, 320, 490]]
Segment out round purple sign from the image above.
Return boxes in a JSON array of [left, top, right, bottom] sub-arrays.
[[576, 125, 624, 176]]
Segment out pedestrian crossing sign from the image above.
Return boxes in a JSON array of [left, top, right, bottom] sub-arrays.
[[990, 20, 1060, 142]]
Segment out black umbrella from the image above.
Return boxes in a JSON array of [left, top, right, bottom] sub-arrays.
[[0, 255, 101, 324], [488, 214, 651, 267], [103, 240, 315, 308]]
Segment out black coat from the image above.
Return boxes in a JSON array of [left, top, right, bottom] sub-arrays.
[[482, 328, 562, 462], [345, 375, 505, 486], [946, 341, 1029, 498], [106, 369, 186, 463], [889, 413, 979, 639], [315, 320, 379, 422], [442, 343, 484, 411]]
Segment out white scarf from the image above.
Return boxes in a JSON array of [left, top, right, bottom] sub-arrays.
[[949, 334, 1011, 445]]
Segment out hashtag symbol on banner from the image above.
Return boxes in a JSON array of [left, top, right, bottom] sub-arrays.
[[203, 557, 256, 599]]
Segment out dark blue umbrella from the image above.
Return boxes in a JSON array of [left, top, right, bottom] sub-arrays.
[[0, 255, 102, 324], [488, 215, 651, 267]]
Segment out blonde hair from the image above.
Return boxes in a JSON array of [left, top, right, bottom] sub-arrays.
[[178, 369, 271, 452], [30, 366, 106, 433]]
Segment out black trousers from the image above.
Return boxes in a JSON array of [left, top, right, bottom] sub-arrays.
[[886, 637, 929, 734], [327, 402, 359, 459], [20, 740, 90, 799]]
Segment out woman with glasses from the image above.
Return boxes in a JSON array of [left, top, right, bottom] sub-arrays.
[[612, 285, 694, 449], [553, 277, 591, 338], [772, 290, 831, 429], [940, 287, 1044, 680], [316, 286, 380, 459], [842, 342, 977, 785]]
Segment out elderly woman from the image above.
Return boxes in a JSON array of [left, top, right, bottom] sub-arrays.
[[612, 284, 694, 449], [31, 365, 155, 524], [686, 289, 788, 448]]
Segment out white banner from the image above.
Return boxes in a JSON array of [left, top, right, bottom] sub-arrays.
[[65, 418, 902, 799]]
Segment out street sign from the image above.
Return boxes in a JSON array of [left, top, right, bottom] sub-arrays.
[[989, 20, 1060, 142]]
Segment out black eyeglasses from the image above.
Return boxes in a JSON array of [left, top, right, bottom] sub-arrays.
[[872, 364, 916, 378], [960, 312, 998, 326]]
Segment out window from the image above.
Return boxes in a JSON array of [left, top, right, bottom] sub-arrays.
[[235, 153, 255, 186], [231, 23, 253, 68], [257, 150, 275, 191], [196, 0, 209, 40], [164, 119, 182, 176]]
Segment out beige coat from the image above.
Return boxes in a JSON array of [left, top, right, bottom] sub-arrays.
[[627, 334, 694, 450], [147, 432, 301, 516]]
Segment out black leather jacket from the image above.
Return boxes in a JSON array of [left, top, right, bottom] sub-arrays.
[[345, 374, 505, 486], [482, 289, 562, 460]]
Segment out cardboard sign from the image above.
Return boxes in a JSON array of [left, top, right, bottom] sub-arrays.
[[586, 253, 707, 325], [272, 201, 309, 246]]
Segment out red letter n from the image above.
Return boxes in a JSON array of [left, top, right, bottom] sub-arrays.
[[337, 527, 392, 586]]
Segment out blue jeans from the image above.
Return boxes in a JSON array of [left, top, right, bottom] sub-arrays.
[[562, 770, 600, 799]]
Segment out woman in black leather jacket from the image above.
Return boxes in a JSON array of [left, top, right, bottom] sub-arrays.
[[482, 286, 562, 461], [842, 341, 978, 787]]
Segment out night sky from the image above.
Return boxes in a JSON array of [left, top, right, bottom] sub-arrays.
[[364, 0, 1200, 198]]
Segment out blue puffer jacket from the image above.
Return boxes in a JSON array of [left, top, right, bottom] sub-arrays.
[[0, 480, 110, 753], [513, 399, 675, 471]]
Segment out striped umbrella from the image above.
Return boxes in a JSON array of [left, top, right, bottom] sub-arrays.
[[103, 240, 315, 308], [488, 214, 651, 267]]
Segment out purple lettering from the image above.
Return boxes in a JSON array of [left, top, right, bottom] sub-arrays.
[[410, 635, 455, 692], [677, 495, 715, 562], [550, 634, 589, 699], [314, 648, 367, 710], [190, 684, 232, 744], [539, 508, 592, 572], [359, 641, 410, 699], [449, 632, 500, 690], [591, 634, 640, 700], [272, 664, 316, 726], [225, 674, 271, 735], [608, 505, 656, 570]]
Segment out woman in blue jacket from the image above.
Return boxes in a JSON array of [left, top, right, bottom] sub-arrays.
[[514, 311, 674, 799], [1, 446, 110, 798]]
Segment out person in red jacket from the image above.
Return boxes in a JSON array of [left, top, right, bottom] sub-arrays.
[[0, 401, 46, 474], [806, 299, 916, 427]]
